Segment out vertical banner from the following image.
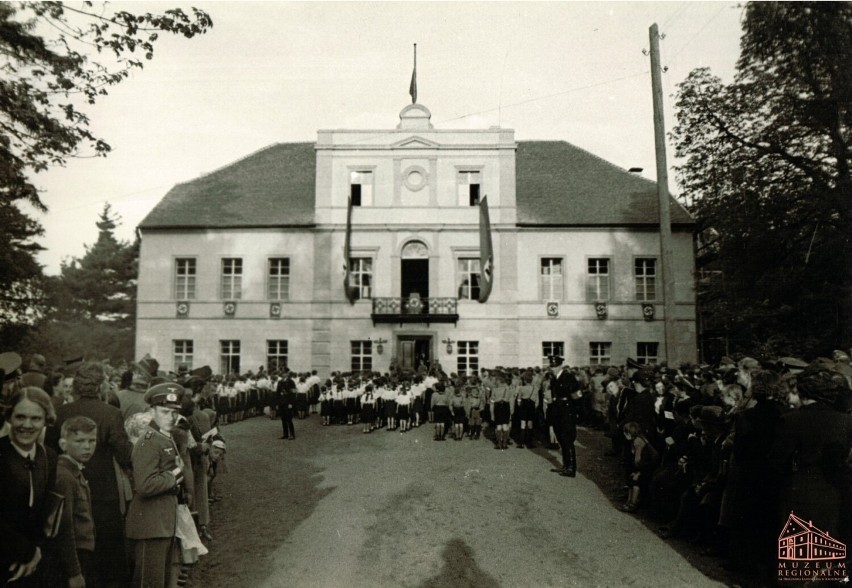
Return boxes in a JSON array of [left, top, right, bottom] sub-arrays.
[[478, 195, 494, 303], [343, 196, 355, 304], [409, 43, 417, 104]]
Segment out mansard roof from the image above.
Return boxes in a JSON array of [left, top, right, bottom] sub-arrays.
[[139, 140, 693, 230]]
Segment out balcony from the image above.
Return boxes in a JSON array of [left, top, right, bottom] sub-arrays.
[[371, 296, 459, 326]]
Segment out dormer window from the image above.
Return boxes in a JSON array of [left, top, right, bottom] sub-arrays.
[[457, 170, 481, 206], [350, 170, 373, 206]]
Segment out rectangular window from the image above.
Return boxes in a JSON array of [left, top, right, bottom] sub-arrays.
[[220, 340, 240, 376], [457, 171, 481, 206], [542, 341, 565, 366], [267, 258, 290, 300], [174, 258, 196, 300], [634, 258, 657, 301], [457, 258, 481, 300], [587, 258, 611, 301], [637, 342, 659, 365], [589, 342, 612, 366], [540, 258, 564, 301], [457, 341, 479, 376], [351, 340, 373, 372], [173, 340, 193, 372], [349, 258, 372, 300], [350, 170, 373, 207], [267, 340, 288, 372], [221, 258, 243, 300]]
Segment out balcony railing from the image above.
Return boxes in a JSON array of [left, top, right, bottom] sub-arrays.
[[371, 296, 459, 325]]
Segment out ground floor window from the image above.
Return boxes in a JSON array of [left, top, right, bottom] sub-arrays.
[[589, 342, 612, 366], [267, 340, 288, 372], [457, 341, 479, 376], [637, 342, 659, 365], [541, 341, 564, 366], [173, 340, 193, 372], [351, 340, 372, 372], [220, 340, 240, 376]]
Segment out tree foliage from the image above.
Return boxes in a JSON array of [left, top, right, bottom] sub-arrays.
[[672, 2, 851, 358], [0, 1, 211, 329]]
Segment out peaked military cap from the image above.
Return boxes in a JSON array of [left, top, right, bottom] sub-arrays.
[[144, 382, 183, 409]]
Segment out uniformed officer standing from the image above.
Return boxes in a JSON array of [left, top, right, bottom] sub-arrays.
[[548, 356, 581, 477], [126, 384, 186, 588]]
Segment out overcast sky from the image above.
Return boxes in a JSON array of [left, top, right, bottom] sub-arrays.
[[33, 1, 744, 273]]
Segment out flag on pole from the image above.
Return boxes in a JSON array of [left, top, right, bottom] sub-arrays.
[[478, 195, 494, 303], [343, 196, 356, 305], [409, 43, 417, 104]]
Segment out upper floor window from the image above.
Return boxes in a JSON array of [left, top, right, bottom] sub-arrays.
[[268, 258, 290, 300], [540, 258, 563, 301], [349, 257, 372, 300], [174, 258, 196, 300], [637, 342, 659, 365], [634, 258, 657, 301], [350, 170, 373, 206], [221, 258, 243, 300], [457, 258, 481, 300], [589, 341, 612, 366], [587, 258, 611, 301], [457, 171, 481, 206]]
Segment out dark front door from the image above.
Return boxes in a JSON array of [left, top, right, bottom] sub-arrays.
[[398, 336, 432, 372]]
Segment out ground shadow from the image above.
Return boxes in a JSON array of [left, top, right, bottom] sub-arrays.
[[419, 537, 501, 588]]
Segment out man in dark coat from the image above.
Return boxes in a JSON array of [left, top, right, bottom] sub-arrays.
[[548, 356, 581, 477], [276, 369, 297, 440], [47, 361, 133, 588]]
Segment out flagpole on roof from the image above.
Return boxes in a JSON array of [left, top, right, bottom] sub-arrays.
[[409, 43, 418, 104]]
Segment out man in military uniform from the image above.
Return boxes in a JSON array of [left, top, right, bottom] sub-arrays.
[[548, 356, 581, 477], [126, 383, 186, 588]]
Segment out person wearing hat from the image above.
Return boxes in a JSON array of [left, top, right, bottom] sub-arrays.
[[548, 356, 581, 476], [768, 363, 852, 542], [47, 361, 133, 588], [127, 383, 187, 588], [19, 354, 47, 389]]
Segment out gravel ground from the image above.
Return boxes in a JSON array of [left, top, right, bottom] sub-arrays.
[[194, 416, 739, 588]]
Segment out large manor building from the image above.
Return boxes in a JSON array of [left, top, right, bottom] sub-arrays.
[[136, 102, 698, 376]]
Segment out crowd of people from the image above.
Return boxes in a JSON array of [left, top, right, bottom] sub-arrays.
[[0, 353, 228, 588], [2, 347, 851, 588]]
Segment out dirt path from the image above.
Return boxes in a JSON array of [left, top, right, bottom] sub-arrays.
[[194, 417, 728, 588]]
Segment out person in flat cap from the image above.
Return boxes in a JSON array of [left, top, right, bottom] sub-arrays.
[[127, 382, 187, 588]]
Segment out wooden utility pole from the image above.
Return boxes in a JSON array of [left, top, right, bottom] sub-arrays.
[[649, 23, 679, 365]]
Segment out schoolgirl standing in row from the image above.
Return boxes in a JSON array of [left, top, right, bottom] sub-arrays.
[[431, 383, 449, 440], [396, 386, 411, 432], [360, 386, 376, 433], [320, 387, 333, 425]]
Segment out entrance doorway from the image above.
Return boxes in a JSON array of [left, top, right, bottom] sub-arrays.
[[397, 336, 432, 372]]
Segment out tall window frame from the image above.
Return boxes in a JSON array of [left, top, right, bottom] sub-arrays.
[[637, 342, 659, 365], [221, 258, 243, 300], [586, 257, 611, 301], [220, 340, 241, 376], [173, 340, 193, 372], [457, 170, 482, 206], [267, 257, 290, 301], [267, 340, 288, 372], [351, 340, 373, 372], [457, 258, 481, 300], [634, 258, 657, 302], [457, 341, 479, 376], [540, 257, 564, 301], [349, 257, 373, 300], [174, 258, 196, 300], [589, 341, 612, 366], [542, 341, 565, 366], [350, 170, 374, 207]]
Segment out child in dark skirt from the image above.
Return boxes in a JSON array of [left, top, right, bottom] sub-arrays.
[[320, 388, 332, 425], [360, 386, 376, 433]]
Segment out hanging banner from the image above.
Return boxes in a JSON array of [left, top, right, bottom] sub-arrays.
[[478, 195, 494, 303], [343, 196, 356, 305]]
